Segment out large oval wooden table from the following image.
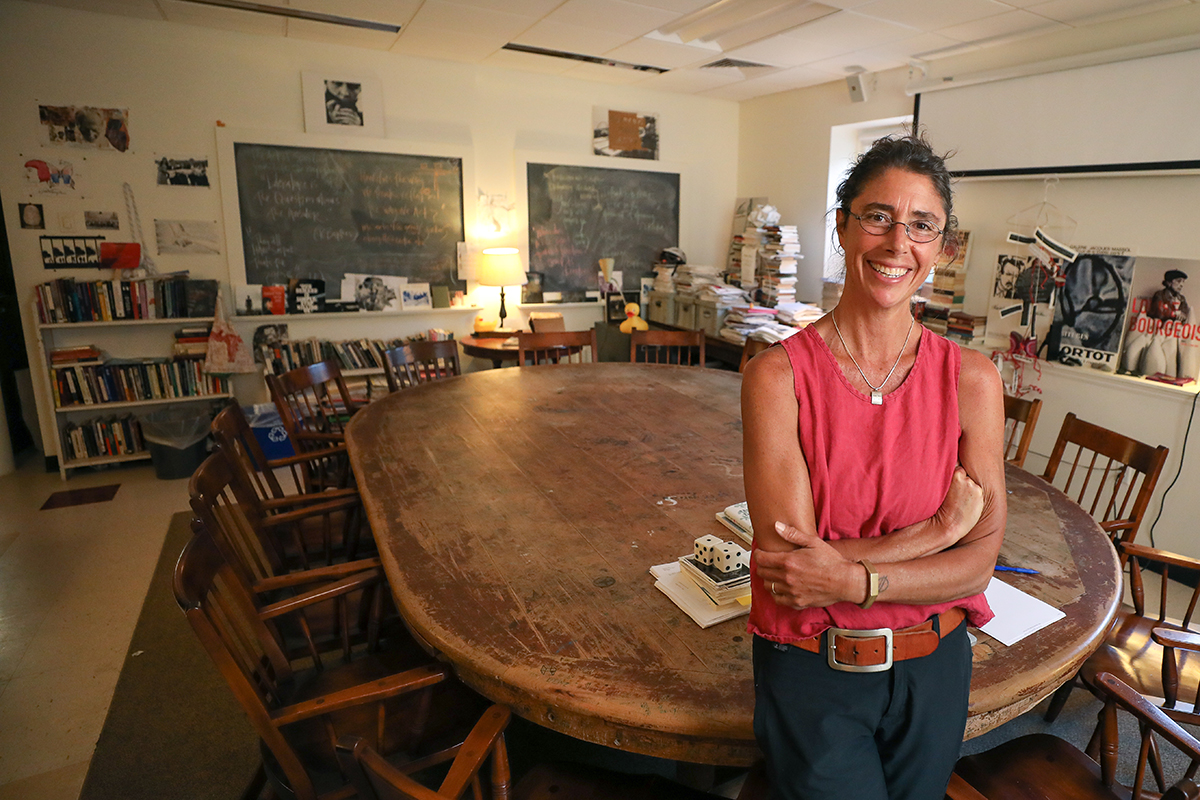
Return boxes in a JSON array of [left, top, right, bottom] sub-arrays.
[[346, 363, 1121, 767]]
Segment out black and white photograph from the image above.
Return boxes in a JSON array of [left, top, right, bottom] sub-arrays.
[[592, 106, 659, 160], [84, 210, 119, 230], [235, 284, 264, 315], [301, 71, 384, 137], [154, 219, 221, 255], [985, 253, 1060, 352], [1119, 256, 1200, 384], [1046, 246, 1137, 372], [252, 323, 288, 363], [340, 273, 402, 312], [155, 156, 210, 186], [19, 202, 44, 229]]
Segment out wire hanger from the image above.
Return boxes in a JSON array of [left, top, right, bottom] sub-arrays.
[[1006, 176, 1078, 244]]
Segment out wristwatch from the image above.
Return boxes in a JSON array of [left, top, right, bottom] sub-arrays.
[[858, 559, 879, 610]]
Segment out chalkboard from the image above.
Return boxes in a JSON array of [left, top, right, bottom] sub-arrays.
[[527, 163, 679, 297], [232, 142, 464, 293]]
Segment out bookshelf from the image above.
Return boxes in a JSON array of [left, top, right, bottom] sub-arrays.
[[34, 313, 231, 480]]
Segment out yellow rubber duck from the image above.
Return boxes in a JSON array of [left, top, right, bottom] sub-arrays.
[[619, 302, 649, 333]]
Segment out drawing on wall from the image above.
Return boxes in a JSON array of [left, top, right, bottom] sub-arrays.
[[39, 105, 129, 151], [592, 107, 658, 160], [478, 189, 515, 235], [24, 158, 76, 193], [19, 203, 44, 229], [1118, 256, 1200, 385], [401, 282, 432, 310], [156, 156, 210, 186], [154, 219, 221, 255], [1045, 246, 1136, 373], [84, 211, 119, 230], [301, 71, 384, 137]]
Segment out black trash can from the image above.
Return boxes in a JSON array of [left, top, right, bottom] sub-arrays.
[[140, 405, 213, 480]]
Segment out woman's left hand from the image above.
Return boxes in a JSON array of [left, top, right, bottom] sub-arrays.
[[755, 522, 861, 609]]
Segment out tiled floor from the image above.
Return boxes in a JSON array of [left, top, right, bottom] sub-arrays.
[[0, 451, 190, 800]]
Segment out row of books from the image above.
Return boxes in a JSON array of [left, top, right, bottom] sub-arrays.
[[62, 415, 145, 461], [259, 329, 456, 376], [33, 275, 218, 324], [51, 358, 229, 408]]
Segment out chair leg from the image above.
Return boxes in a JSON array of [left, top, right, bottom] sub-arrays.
[[1044, 677, 1076, 722]]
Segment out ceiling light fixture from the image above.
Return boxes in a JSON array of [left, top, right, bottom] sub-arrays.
[[502, 43, 668, 73], [174, 0, 401, 33]]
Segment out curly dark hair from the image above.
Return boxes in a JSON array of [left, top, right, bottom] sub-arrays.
[[835, 129, 958, 246]]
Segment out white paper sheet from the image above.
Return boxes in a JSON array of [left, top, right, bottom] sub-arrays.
[[650, 562, 749, 629], [979, 576, 1065, 647]]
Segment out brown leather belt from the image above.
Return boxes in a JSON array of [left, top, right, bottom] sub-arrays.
[[792, 607, 966, 673]]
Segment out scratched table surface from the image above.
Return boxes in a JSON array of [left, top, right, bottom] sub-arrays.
[[346, 363, 1120, 765]]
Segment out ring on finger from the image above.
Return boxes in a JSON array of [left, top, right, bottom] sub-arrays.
[[771, 582, 777, 595]]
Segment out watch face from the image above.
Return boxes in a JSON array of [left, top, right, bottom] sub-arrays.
[[20, 203, 45, 229]]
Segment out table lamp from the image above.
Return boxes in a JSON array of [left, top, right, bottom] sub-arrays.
[[477, 247, 526, 330]]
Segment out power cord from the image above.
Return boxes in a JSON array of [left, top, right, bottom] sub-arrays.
[[1146, 385, 1200, 549]]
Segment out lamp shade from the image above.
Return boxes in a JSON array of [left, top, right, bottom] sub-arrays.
[[477, 247, 527, 287]]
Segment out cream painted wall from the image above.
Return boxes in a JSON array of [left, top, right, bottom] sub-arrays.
[[0, 1, 738, 466]]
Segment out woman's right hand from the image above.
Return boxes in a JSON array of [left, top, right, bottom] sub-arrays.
[[933, 466, 984, 547]]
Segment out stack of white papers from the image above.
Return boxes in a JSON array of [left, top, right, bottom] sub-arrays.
[[651, 562, 750, 628], [979, 577, 1065, 646]]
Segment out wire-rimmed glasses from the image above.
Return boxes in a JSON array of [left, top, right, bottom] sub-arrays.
[[848, 211, 944, 243]]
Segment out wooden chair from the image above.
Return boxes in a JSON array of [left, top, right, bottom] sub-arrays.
[[189, 452, 384, 662], [1040, 413, 1169, 722], [383, 340, 462, 393], [337, 706, 765, 800], [176, 527, 484, 800], [267, 360, 364, 491], [630, 329, 706, 366], [516, 330, 598, 366], [528, 311, 565, 332], [1002, 394, 1042, 468], [950, 672, 1200, 800], [739, 338, 770, 373]]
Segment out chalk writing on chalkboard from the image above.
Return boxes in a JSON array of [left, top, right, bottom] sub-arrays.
[[527, 163, 679, 299], [233, 142, 464, 296]]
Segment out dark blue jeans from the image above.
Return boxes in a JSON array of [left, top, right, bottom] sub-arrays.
[[752, 620, 971, 800]]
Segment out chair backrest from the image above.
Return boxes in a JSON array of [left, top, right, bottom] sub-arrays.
[[383, 340, 461, 393], [739, 338, 771, 373], [210, 403, 288, 500], [630, 329, 706, 366], [1002, 394, 1042, 468], [268, 360, 359, 443], [1041, 412, 1168, 546], [516, 330, 598, 366]]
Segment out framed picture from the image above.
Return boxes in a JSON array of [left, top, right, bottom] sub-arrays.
[[302, 71, 385, 137], [606, 291, 639, 324]]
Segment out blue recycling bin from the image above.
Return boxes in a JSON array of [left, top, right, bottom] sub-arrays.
[[243, 403, 295, 460]]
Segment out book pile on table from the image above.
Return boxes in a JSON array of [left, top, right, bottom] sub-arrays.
[[678, 549, 751, 605], [650, 533, 753, 628], [715, 501, 753, 544]]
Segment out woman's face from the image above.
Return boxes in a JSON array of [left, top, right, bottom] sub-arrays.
[[837, 167, 947, 311]]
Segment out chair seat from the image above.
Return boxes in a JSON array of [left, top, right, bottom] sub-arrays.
[[1081, 610, 1200, 714], [954, 733, 1127, 800], [515, 762, 728, 800]]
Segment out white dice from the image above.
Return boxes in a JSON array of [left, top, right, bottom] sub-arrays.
[[715, 542, 748, 573], [694, 534, 723, 566]]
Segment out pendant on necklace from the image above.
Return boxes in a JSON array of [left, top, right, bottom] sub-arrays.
[[871, 391, 883, 405]]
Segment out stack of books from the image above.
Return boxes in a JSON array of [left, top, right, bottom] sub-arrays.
[[173, 325, 212, 357], [946, 312, 987, 346], [49, 345, 102, 366], [757, 225, 802, 306], [678, 540, 751, 605], [650, 562, 749, 628], [717, 305, 778, 344], [716, 501, 753, 544], [673, 264, 722, 297]]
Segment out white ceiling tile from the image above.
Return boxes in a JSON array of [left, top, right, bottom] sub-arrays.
[[1023, 0, 1184, 25], [546, 0, 680, 37], [392, 22, 507, 61], [559, 60, 657, 84], [640, 67, 746, 92], [444, 0, 562, 13], [721, 34, 856, 66], [284, 19, 402, 49], [854, 0, 1015, 33], [628, 0, 716, 14], [856, 30, 959, 63], [604, 37, 716, 69], [159, 0, 287, 36], [22, 0, 164, 19], [934, 9, 1066, 42], [287, 0, 419, 27], [782, 9, 918, 48], [514, 19, 634, 55], [702, 65, 833, 99], [408, 1, 539, 40]]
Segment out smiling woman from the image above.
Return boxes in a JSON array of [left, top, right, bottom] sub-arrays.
[[741, 131, 1007, 800]]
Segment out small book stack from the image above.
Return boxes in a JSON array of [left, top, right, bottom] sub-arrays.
[[49, 345, 103, 366], [173, 325, 212, 357], [715, 501, 752, 545], [945, 312, 987, 346], [679, 534, 751, 605]]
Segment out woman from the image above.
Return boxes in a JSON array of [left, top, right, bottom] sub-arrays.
[[742, 132, 1006, 800]]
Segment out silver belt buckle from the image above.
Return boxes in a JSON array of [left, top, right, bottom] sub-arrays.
[[826, 626, 893, 673]]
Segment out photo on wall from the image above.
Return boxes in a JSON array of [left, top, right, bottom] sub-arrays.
[[38, 105, 129, 152], [1118, 256, 1200, 385], [592, 107, 659, 160], [155, 156, 210, 186], [984, 253, 1058, 352], [301, 71, 385, 137]]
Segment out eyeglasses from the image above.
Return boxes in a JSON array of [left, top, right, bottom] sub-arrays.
[[848, 211, 944, 244]]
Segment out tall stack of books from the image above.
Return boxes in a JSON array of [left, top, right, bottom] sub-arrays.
[[757, 224, 801, 307], [924, 231, 972, 335], [945, 312, 987, 346]]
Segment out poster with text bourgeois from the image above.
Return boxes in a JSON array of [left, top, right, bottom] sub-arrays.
[[1045, 246, 1136, 373], [1118, 256, 1200, 384]]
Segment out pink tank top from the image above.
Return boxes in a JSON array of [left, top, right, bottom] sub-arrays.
[[748, 324, 993, 642]]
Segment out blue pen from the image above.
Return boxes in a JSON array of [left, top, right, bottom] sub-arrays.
[[994, 565, 1040, 575]]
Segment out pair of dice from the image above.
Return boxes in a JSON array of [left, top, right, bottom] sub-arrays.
[[694, 534, 747, 573]]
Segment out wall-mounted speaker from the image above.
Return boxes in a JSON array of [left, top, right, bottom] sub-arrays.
[[846, 73, 868, 103]]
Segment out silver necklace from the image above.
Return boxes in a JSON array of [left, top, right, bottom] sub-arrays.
[[830, 311, 914, 406]]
